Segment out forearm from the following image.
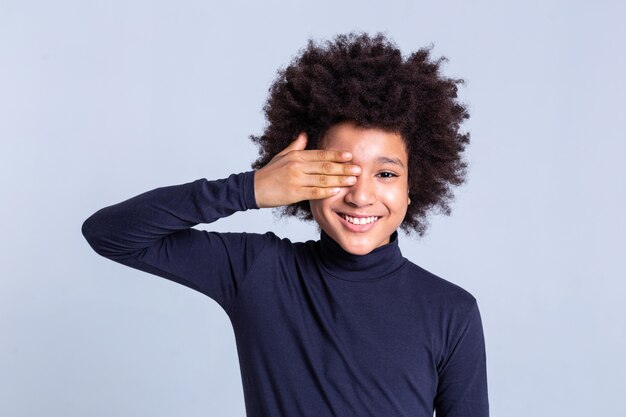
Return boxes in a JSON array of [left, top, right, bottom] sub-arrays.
[[81, 170, 258, 260]]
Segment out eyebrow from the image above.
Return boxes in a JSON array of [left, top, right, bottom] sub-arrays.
[[376, 156, 405, 168]]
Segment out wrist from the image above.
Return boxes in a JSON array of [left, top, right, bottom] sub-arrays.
[[252, 169, 264, 209], [242, 170, 261, 210]]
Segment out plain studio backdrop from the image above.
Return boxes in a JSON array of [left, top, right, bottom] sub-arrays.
[[1, 0, 624, 416]]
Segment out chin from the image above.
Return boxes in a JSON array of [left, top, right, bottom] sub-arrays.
[[342, 245, 374, 256], [335, 234, 381, 255]]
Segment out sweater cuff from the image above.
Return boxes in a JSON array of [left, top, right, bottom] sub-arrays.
[[242, 170, 260, 210]]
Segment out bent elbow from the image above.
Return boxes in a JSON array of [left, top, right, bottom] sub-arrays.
[[81, 213, 106, 255]]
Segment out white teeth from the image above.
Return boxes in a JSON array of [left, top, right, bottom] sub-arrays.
[[339, 213, 379, 225]]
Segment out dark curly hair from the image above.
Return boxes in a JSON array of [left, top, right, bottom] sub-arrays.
[[249, 31, 470, 237]]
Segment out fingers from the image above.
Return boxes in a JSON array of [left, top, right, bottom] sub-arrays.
[[286, 159, 360, 189], [298, 148, 353, 162], [300, 173, 357, 188], [302, 186, 342, 200], [270, 132, 364, 204], [302, 160, 361, 176]]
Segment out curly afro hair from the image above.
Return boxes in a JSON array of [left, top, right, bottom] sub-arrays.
[[249, 31, 470, 237]]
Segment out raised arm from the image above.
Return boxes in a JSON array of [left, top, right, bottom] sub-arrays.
[[81, 132, 361, 315], [81, 170, 268, 315]]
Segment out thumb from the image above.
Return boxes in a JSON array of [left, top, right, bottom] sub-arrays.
[[277, 132, 307, 156]]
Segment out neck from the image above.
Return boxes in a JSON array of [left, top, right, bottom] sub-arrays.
[[316, 229, 406, 281]]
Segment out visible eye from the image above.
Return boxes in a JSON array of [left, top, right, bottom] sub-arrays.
[[377, 171, 398, 179]]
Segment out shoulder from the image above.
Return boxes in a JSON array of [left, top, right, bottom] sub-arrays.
[[402, 259, 478, 312], [401, 261, 484, 363]]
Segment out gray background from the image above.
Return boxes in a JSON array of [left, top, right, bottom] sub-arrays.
[[1, 0, 624, 416]]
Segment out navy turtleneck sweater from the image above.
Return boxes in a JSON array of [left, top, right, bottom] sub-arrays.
[[82, 170, 489, 417]]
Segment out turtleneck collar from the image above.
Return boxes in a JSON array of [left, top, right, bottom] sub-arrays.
[[316, 229, 407, 282]]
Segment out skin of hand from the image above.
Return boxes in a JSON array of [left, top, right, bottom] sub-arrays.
[[253, 132, 362, 209]]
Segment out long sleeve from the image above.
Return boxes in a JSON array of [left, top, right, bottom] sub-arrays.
[[81, 170, 271, 315], [434, 299, 489, 417]]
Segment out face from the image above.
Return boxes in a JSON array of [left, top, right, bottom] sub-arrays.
[[309, 120, 410, 255]]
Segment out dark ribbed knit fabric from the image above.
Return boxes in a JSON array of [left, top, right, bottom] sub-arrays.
[[82, 170, 489, 417]]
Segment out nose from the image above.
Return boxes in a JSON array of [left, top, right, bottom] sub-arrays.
[[343, 175, 376, 207]]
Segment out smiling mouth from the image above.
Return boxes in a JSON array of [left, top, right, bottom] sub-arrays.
[[336, 212, 380, 225]]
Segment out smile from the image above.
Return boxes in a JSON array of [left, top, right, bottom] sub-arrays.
[[336, 212, 380, 232], [337, 213, 379, 225]]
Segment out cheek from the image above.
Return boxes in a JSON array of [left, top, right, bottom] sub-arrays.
[[309, 199, 331, 222], [312, 192, 346, 225], [381, 185, 409, 213]]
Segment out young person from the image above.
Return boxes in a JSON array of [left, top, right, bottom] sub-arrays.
[[82, 32, 489, 417]]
